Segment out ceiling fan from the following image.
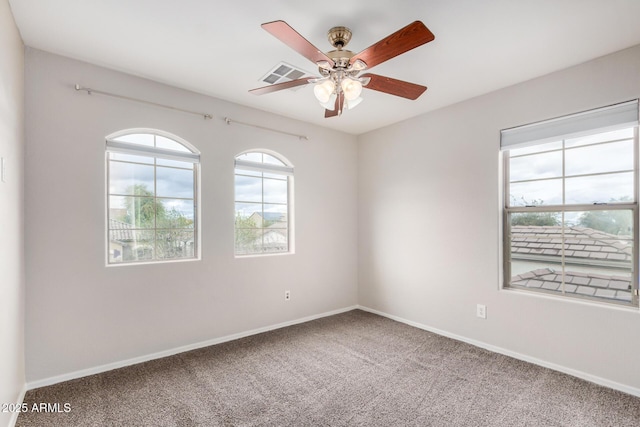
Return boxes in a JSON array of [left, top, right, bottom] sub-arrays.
[[249, 20, 435, 118]]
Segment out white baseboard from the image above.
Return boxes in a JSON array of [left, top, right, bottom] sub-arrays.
[[357, 305, 640, 398], [27, 305, 358, 391], [8, 384, 27, 427]]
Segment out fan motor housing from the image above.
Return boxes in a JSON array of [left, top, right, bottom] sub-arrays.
[[327, 26, 352, 48], [327, 49, 355, 68]]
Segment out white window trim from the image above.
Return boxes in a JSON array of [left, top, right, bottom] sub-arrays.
[[105, 129, 201, 266], [234, 150, 294, 257], [500, 102, 640, 307]]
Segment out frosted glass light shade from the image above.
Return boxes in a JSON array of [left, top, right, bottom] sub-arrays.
[[341, 78, 362, 101], [314, 79, 335, 103]]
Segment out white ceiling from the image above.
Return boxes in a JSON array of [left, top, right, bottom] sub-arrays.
[[9, 0, 640, 135]]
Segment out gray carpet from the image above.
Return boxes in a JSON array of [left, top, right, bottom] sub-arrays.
[[16, 310, 640, 426]]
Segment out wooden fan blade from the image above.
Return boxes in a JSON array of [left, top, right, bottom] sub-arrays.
[[361, 73, 427, 100], [350, 21, 434, 69], [249, 77, 314, 95], [262, 20, 335, 68], [325, 92, 344, 118]]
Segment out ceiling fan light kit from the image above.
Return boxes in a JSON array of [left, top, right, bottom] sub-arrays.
[[313, 78, 335, 103], [249, 20, 435, 118]]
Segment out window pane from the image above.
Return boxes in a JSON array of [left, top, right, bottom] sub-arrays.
[[156, 135, 191, 152], [109, 229, 155, 262], [510, 212, 561, 228], [109, 195, 156, 228], [565, 172, 634, 204], [108, 222, 139, 263], [564, 212, 633, 284], [510, 150, 562, 182], [108, 196, 129, 223], [157, 198, 195, 229], [509, 179, 562, 206], [563, 225, 633, 302], [570, 209, 633, 238], [510, 215, 564, 285], [564, 128, 634, 148], [235, 175, 262, 202], [235, 217, 261, 254], [262, 153, 285, 166], [262, 229, 288, 253], [565, 269, 633, 303], [108, 239, 125, 263], [509, 210, 634, 303], [509, 140, 562, 156], [235, 233, 261, 255], [510, 263, 563, 293], [109, 161, 154, 195], [233, 208, 286, 230], [262, 204, 287, 227], [565, 140, 633, 176], [235, 202, 262, 220], [156, 230, 195, 259], [236, 152, 263, 163], [510, 263, 633, 303], [156, 166, 194, 198], [235, 229, 289, 255], [113, 133, 154, 147], [263, 177, 287, 204]]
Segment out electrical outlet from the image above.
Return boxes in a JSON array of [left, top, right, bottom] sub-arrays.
[[284, 290, 291, 301], [476, 304, 487, 319]]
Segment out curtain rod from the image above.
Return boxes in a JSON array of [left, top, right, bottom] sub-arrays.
[[224, 117, 309, 141], [74, 84, 213, 120]]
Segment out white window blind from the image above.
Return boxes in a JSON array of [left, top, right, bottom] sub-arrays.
[[500, 100, 638, 151]]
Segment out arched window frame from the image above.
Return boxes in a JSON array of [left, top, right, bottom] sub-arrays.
[[105, 128, 200, 265], [234, 150, 294, 256]]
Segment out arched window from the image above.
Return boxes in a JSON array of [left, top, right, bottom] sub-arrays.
[[234, 151, 293, 255], [106, 130, 200, 264]]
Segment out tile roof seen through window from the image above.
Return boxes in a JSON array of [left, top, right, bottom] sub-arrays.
[[109, 218, 135, 242], [511, 226, 632, 265], [510, 226, 633, 303], [511, 268, 632, 302]]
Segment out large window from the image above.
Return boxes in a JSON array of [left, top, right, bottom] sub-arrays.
[[502, 101, 639, 306], [106, 130, 199, 265], [234, 151, 293, 255]]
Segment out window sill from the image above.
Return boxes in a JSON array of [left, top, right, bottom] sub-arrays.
[[106, 257, 200, 267], [234, 251, 294, 259], [500, 286, 639, 313]]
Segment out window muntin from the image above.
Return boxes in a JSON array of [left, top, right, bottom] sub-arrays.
[[234, 151, 292, 256], [504, 124, 638, 306], [106, 131, 199, 265]]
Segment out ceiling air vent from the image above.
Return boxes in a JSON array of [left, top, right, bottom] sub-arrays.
[[260, 62, 312, 91]]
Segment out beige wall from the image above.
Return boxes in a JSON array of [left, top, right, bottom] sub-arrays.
[[358, 44, 640, 394], [0, 0, 25, 426], [24, 49, 359, 384]]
